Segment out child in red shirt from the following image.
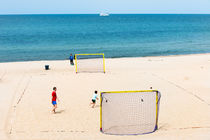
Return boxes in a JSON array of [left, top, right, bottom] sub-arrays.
[[52, 87, 59, 113]]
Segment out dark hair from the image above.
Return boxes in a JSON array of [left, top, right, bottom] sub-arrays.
[[53, 87, 57, 90], [95, 90, 97, 94]]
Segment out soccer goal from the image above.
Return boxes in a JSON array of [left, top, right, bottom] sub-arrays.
[[100, 90, 161, 135], [75, 53, 105, 73]]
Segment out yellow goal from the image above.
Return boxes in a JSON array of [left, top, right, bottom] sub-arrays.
[[75, 53, 105, 73], [100, 90, 161, 135]]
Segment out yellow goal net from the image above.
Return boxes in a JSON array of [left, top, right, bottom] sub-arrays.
[[100, 90, 161, 135], [75, 53, 105, 73]]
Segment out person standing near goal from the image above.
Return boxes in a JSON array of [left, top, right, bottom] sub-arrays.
[[90, 90, 99, 108], [69, 54, 74, 65], [52, 87, 59, 113]]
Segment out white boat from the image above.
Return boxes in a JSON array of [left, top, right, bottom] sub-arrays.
[[100, 13, 109, 16]]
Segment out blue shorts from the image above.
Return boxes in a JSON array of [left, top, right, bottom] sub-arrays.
[[52, 101, 57, 105]]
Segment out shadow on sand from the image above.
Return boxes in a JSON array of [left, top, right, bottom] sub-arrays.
[[55, 110, 65, 114]]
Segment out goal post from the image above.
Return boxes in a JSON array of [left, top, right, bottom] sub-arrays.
[[100, 90, 161, 135], [75, 53, 105, 73]]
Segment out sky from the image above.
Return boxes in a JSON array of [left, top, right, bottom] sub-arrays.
[[0, 0, 210, 14]]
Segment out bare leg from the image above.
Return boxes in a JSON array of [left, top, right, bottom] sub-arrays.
[[52, 104, 57, 113], [92, 103, 95, 108]]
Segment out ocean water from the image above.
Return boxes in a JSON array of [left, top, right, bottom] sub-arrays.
[[0, 14, 210, 62]]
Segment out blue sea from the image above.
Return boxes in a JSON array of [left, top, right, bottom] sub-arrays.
[[0, 14, 210, 62]]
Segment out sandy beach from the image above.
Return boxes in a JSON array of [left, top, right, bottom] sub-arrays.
[[0, 54, 210, 140]]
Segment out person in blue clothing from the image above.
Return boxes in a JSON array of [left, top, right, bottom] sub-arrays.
[[69, 54, 74, 65], [90, 90, 99, 108]]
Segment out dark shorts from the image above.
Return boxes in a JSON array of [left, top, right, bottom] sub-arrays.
[[52, 101, 57, 105], [70, 60, 74, 65], [92, 99, 96, 103]]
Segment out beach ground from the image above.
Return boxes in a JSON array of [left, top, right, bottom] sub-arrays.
[[0, 54, 210, 140]]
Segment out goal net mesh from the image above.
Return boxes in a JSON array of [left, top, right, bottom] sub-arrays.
[[100, 90, 161, 135], [75, 53, 105, 73]]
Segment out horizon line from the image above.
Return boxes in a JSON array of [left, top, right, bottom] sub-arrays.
[[1, 13, 210, 16]]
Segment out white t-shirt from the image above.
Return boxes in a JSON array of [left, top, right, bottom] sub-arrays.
[[92, 93, 98, 100]]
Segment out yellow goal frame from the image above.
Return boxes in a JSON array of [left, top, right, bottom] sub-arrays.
[[75, 53, 105, 73], [100, 90, 160, 134]]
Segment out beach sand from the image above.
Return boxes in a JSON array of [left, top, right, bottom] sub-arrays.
[[0, 54, 210, 140]]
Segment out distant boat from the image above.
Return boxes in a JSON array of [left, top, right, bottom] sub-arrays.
[[100, 13, 109, 16]]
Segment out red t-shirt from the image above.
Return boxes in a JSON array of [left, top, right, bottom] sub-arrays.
[[52, 91, 57, 101]]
